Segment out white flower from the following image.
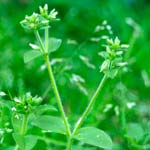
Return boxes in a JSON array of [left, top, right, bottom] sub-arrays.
[[127, 102, 136, 109], [103, 104, 113, 113], [14, 97, 21, 103], [0, 91, 6, 96], [11, 107, 17, 111], [49, 9, 58, 19]]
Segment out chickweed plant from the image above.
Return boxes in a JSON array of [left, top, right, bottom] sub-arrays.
[[0, 4, 129, 150]]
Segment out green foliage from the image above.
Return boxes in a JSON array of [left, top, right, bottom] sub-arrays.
[[32, 115, 66, 134], [99, 37, 129, 78], [0, 0, 150, 150], [74, 127, 112, 149]]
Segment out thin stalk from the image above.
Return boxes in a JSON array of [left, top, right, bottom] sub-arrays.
[[41, 28, 71, 137], [67, 136, 73, 150], [21, 114, 28, 136], [44, 54, 71, 137], [34, 30, 45, 53], [45, 28, 49, 53], [72, 74, 107, 136]]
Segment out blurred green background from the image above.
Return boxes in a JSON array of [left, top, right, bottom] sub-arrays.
[[0, 0, 150, 149]]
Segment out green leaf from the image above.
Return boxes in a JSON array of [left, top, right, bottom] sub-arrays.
[[12, 114, 22, 133], [100, 59, 110, 72], [126, 123, 144, 141], [33, 104, 57, 115], [106, 69, 118, 79], [24, 50, 43, 63], [29, 43, 40, 50], [98, 51, 108, 59], [74, 127, 112, 149], [48, 38, 62, 53], [24, 135, 38, 150], [32, 115, 66, 134], [79, 55, 96, 69], [12, 133, 24, 149]]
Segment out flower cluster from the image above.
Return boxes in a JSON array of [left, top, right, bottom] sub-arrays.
[[20, 4, 58, 31], [99, 37, 129, 78], [12, 93, 42, 114]]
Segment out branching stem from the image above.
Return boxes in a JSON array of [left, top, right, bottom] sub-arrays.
[[34, 29, 71, 137], [66, 75, 107, 150]]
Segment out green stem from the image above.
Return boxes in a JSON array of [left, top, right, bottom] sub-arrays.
[[66, 75, 107, 150], [45, 28, 49, 53], [72, 75, 107, 136], [21, 114, 28, 136], [34, 28, 71, 145], [34, 30, 45, 53], [67, 137, 73, 150], [15, 114, 28, 150], [44, 54, 71, 137]]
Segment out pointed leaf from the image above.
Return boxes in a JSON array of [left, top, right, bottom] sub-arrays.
[[33, 104, 57, 115], [24, 135, 38, 150], [98, 51, 108, 59], [126, 123, 144, 141], [24, 50, 43, 63], [79, 55, 96, 69], [32, 115, 66, 134], [12, 133, 24, 149], [29, 43, 40, 50], [74, 127, 112, 149], [49, 38, 62, 53]]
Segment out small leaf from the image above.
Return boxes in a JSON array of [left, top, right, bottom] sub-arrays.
[[24, 135, 38, 150], [32, 115, 66, 134], [74, 127, 112, 149], [49, 38, 62, 53], [24, 50, 43, 63], [106, 69, 118, 79], [0, 91, 6, 96], [98, 51, 108, 59], [126, 123, 144, 141], [33, 104, 57, 115], [29, 43, 40, 50], [100, 59, 110, 72], [79, 55, 96, 69], [13, 133, 24, 149]]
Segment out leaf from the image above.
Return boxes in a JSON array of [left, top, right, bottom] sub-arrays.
[[74, 127, 112, 149], [100, 59, 110, 72], [1, 146, 15, 150], [24, 135, 38, 150], [12, 114, 22, 133], [106, 69, 118, 79], [0, 91, 6, 96], [98, 51, 108, 59], [126, 123, 144, 141], [12, 133, 24, 149], [79, 55, 96, 69], [24, 50, 43, 63], [32, 115, 66, 134], [48, 38, 62, 53], [29, 43, 40, 50], [33, 104, 57, 115]]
